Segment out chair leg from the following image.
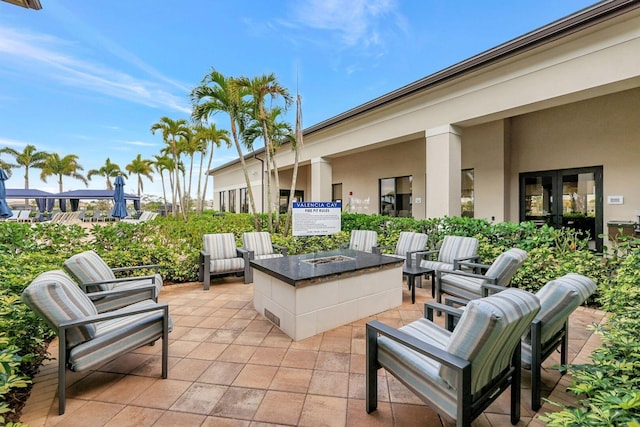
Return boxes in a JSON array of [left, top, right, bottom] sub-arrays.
[[58, 329, 67, 415], [365, 324, 378, 413], [511, 344, 522, 425], [531, 322, 542, 411], [162, 306, 169, 378]]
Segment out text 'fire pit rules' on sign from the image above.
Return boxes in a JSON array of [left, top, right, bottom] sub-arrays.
[[292, 201, 341, 236]]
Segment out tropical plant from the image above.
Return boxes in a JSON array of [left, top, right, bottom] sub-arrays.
[[191, 68, 260, 229], [87, 157, 125, 190], [152, 154, 171, 215], [283, 93, 304, 236], [39, 153, 88, 192], [193, 124, 230, 214], [150, 117, 189, 218], [0, 144, 49, 206], [234, 73, 292, 233], [125, 154, 154, 196]]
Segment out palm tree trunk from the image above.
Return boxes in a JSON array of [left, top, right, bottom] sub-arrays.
[[196, 149, 205, 214], [201, 144, 214, 214], [230, 119, 260, 231], [260, 117, 274, 233], [160, 171, 168, 215]]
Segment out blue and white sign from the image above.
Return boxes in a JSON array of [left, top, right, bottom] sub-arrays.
[[292, 201, 342, 236]]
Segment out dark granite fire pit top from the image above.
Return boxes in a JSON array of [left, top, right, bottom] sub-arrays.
[[249, 249, 403, 286]]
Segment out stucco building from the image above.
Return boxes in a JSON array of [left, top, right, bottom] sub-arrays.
[[209, 0, 640, 252]]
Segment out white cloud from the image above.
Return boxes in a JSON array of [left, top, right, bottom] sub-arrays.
[[287, 0, 400, 49], [125, 141, 157, 147], [0, 26, 191, 114], [0, 137, 29, 148]]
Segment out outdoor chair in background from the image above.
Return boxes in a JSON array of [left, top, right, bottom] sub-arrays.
[[435, 247, 528, 304], [16, 209, 34, 222], [200, 233, 251, 289], [343, 229, 378, 253], [418, 236, 480, 296], [63, 250, 162, 311], [366, 288, 541, 426], [373, 231, 428, 265], [524, 273, 597, 410], [21, 270, 171, 415], [242, 232, 288, 261]]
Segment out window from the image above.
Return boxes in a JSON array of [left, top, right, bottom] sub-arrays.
[[218, 191, 226, 212], [279, 190, 304, 213], [332, 183, 342, 204], [461, 169, 474, 218], [379, 176, 412, 217], [239, 188, 248, 213], [228, 189, 236, 213]]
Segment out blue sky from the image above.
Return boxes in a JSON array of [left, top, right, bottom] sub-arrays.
[[0, 0, 597, 198]]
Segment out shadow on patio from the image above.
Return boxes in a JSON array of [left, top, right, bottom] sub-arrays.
[[21, 278, 606, 427]]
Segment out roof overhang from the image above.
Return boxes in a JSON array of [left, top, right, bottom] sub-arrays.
[[1, 0, 42, 9]]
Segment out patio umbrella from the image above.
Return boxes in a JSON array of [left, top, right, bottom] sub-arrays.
[[111, 175, 128, 219], [0, 168, 12, 219]]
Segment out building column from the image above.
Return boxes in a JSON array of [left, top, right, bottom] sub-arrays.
[[426, 125, 462, 218], [311, 157, 332, 201]]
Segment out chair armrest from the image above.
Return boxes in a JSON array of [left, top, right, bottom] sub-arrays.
[[455, 260, 490, 272], [79, 274, 157, 290], [425, 301, 463, 321], [273, 244, 288, 256], [481, 283, 508, 296], [237, 247, 251, 258], [373, 245, 394, 255], [86, 285, 157, 312], [405, 249, 427, 266], [367, 320, 469, 370], [59, 302, 169, 328], [414, 249, 439, 261], [443, 295, 471, 308], [453, 255, 481, 270], [437, 269, 499, 284], [111, 264, 159, 273]]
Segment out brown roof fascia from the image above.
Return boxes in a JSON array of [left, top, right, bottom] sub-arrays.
[[304, 0, 640, 136]]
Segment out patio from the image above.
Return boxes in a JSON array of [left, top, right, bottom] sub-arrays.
[[20, 278, 605, 427]]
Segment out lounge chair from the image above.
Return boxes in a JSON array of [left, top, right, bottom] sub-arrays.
[[435, 247, 528, 304], [200, 233, 251, 289], [366, 288, 541, 426], [21, 270, 171, 415], [418, 236, 480, 296], [373, 231, 428, 265], [242, 232, 288, 261], [343, 229, 378, 253], [64, 250, 162, 311]]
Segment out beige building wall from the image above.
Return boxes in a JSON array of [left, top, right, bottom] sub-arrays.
[[508, 88, 640, 226]]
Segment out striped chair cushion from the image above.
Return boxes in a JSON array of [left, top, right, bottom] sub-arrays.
[[395, 232, 428, 260], [243, 232, 277, 257], [484, 248, 528, 286], [210, 257, 245, 273], [521, 274, 597, 364], [440, 274, 488, 300], [21, 270, 98, 349], [68, 299, 172, 372], [377, 318, 457, 419], [349, 230, 378, 253], [420, 260, 457, 272], [438, 236, 478, 264], [442, 288, 540, 393], [64, 250, 117, 292], [204, 233, 238, 260], [255, 253, 284, 260]]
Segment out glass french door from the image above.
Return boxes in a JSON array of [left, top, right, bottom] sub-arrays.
[[520, 166, 603, 251]]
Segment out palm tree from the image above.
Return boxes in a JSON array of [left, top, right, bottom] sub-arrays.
[[152, 154, 172, 215], [193, 124, 230, 213], [191, 68, 260, 229], [0, 144, 49, 206], [40, 153, 88, 192], [235, 73, 292, 232], [150, 117, 189, 218], [0, 159, 17, 176], [177, 127, 200, 215], [126, 154, 154, 196], [87, 158, 125, 190], [283, 94, 304, 236]]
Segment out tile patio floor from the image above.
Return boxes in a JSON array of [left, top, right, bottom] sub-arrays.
[[20, 278, 606, 427]]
